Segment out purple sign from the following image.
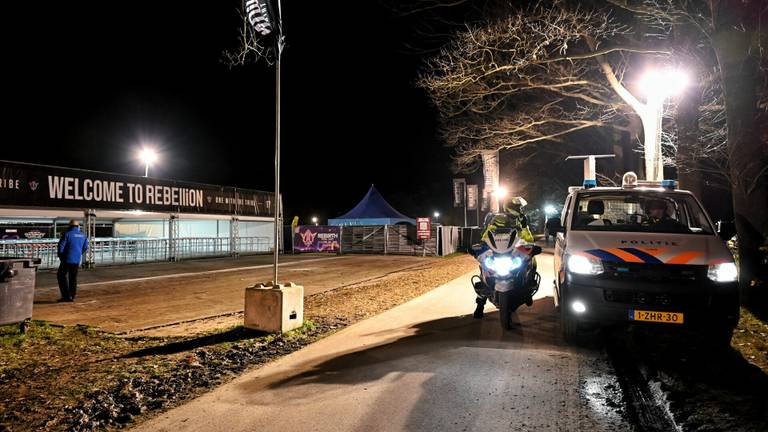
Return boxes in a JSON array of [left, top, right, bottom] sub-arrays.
[[293, 226, 341, 253]]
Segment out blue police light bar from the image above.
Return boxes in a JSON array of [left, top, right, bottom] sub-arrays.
[[583, 179, 597, 188], [661, 180, 677, 189]]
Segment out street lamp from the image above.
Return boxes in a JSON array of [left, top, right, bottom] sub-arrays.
[[493, 186, 508, 212], [637, 68, 688, 181], [139, 148, 158, 177], [543, 204, 557, 226], [311, 217, 318, 226]]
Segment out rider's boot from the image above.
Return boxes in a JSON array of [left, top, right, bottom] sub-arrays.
[[473, 297, 486, 319], [525, 297, 533, 307]]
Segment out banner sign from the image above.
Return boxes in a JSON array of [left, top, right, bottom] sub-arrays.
[[293, 225, 341, 252], [481, 151, 499, 212], [0, 160, 275, 217], [1, 225, 52, 240], [452, 178, 466, 208], [467, 185, 478, 211], [416, 217, 431, 240], [481, 187, 489, 211]]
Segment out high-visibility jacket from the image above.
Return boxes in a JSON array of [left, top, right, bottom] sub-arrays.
[[481, 211, 534, 243]]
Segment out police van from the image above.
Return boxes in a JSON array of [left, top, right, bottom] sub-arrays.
[[552, 171, 739, 346]]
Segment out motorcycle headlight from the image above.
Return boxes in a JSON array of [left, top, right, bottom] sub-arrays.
[[707, 262, 738, 283], [567, 255, 604, 275], [484, 256, 523, 277]]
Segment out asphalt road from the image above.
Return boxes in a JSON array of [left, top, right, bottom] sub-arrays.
[[133, 254, 632, 432]]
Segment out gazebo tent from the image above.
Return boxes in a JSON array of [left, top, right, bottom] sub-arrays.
[[329, 185, 415, 226]]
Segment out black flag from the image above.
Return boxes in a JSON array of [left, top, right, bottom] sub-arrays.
[[244, 0, 280, 50]]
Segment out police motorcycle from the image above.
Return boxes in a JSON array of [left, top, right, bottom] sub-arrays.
[[471, 228, 542, 330]]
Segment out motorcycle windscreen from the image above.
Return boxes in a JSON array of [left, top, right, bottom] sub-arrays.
[[485, 228, 517, 253]]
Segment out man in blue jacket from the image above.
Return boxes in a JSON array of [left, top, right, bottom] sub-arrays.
[[57, 219, 89, 302]]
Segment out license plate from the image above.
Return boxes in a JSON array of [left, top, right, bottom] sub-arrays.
[[629, 309, 684, 324]]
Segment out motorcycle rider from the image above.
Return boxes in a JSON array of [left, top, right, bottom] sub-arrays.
[[474, 196, 535, 318]]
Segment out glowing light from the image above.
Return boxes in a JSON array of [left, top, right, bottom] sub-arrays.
[[639, 68, 689, 98], [572, 301, 586, 314]]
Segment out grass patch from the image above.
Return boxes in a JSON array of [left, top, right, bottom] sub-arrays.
[[0, 319, 321, 431], [732, 307, 768, 372]]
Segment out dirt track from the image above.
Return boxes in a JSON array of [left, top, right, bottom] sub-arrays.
[[33, 255, 436, 333]]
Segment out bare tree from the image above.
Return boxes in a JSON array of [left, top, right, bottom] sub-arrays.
[[419, 1, 672, 173]]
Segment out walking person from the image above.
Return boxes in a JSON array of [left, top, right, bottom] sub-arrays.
[[57, 219, 88, 302]]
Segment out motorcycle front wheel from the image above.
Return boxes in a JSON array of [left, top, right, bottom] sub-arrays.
[[498, 291, 513, 330]]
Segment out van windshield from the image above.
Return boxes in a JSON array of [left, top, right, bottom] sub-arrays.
[[571, 191, 715, 234]]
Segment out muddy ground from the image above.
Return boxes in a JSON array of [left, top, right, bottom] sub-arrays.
[[0, 255, 478, 432], [625, 317, 768, 432], [33, 255, 434, 333]]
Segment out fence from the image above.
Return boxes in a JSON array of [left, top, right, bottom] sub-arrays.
[[2, 227, 472, 268], [338, 225, 443, 256], [0, 236, 272, 269]]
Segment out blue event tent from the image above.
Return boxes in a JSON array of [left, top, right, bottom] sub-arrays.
[[329, 185, 415, 226]]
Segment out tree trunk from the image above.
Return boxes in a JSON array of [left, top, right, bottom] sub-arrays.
[[673, 20, 705, 199], [710, 0, 768, 307], [675, 79, 704, 199]]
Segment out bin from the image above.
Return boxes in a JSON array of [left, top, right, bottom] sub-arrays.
[[0, 257, 41, 333]]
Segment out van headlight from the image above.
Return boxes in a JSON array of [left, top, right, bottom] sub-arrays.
[[567, 255, 604, 275], [484, 256, 523, 277], [708, 263, 738, 283]]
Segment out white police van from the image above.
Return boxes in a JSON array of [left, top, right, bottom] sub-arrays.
[[552, 171, 739, 346]]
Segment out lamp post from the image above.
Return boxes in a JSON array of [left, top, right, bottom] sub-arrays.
[[637, 68, 688, 181], [311, 217, 318, 226], [433, 211, 440, 224], [139, 148, 158, 177]]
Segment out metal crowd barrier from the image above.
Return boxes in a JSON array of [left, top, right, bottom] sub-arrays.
[[0, 237, 271, 269]]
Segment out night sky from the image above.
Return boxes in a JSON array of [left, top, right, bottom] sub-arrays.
[[3, 1, 453, 224]]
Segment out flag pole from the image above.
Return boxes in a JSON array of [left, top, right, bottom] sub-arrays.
[[273, 36, 282, 286], [272, 0, 283, 286]]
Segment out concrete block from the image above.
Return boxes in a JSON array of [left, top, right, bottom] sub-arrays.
[[244, 282, 304, 334]]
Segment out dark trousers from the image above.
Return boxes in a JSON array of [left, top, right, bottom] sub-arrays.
[[57, 263, 79, 300]]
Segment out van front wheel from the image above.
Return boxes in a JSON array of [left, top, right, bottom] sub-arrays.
[[560, 291, 579, 342]]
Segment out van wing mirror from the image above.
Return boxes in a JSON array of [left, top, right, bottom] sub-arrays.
[[548, 217, 564, 233], [716, 220, 736, 241]]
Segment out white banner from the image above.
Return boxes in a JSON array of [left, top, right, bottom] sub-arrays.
[[482, 151, 499, 212], [467, 184, 478, 210]]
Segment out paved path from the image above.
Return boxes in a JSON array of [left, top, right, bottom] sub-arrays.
[[134, 254, 631, 432]]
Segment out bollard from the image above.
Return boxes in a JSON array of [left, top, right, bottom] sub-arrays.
[[244, 282, 304, 334]]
